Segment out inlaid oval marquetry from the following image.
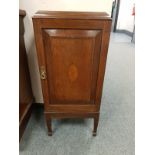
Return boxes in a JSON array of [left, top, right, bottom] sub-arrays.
[[68, 64, 78, 82]]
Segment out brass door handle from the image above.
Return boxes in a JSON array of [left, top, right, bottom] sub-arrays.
[[40, 66, 46, 80]]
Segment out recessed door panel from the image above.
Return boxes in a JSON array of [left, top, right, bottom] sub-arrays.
[[42, 29, 101, 104]]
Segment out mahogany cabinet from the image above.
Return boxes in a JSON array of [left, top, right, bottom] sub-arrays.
[[32, 11, 111, 136], [19, 10, 34, 141]]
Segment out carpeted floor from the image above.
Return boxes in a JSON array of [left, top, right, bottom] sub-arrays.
[[19, 33, 135, 155]]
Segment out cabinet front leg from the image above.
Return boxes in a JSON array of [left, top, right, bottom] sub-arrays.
[[93, 114, 99, 136], [45, 114, 52, 136]]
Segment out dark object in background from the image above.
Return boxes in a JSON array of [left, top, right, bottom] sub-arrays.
[[19, 10, 34, 141], [111, 0, 116, 18]]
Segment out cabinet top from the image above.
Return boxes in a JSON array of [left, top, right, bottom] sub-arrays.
[[33, 11, 111, 20]]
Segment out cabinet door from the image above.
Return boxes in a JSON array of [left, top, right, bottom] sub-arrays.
[[42, 29, 102, 105]]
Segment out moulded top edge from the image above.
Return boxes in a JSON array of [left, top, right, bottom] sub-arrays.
[[32, 10, 112, 20]]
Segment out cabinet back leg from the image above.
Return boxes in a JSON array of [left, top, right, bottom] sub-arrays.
[[93, 113, 99, 136], [45, 114, 52, 136]]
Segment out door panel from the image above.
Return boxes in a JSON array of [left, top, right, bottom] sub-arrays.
[[42, 29, 101, 104]]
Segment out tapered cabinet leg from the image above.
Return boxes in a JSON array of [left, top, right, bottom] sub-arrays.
[[45, 114, 52, 136], [93, 114, 99, 136]]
